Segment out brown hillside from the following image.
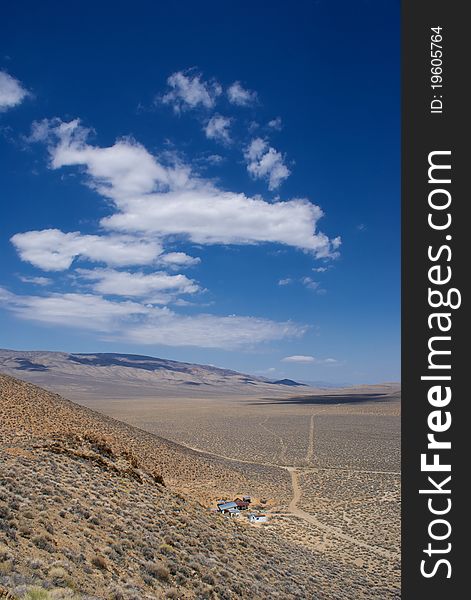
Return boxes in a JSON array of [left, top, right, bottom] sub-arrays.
[[0, 373, 290, 506]]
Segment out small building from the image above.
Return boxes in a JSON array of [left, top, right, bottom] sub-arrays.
[[248, 513, 268, 524], [235, 500, 250, 510], [228, 508, 241, 518], [243, 496, 251, 503], [217, 501, 238, 514]]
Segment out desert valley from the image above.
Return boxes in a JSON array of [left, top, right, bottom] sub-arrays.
[[0, 350, 400, 599]]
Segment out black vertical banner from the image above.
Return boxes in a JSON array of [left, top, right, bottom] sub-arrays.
[[402, 1, 466, 598]]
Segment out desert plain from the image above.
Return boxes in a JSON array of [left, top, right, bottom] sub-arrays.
[[0, 350, 401, 599]]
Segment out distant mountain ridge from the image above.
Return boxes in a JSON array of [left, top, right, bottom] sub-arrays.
[[0, 349, 307, 397], [272, 378, 306, 387]]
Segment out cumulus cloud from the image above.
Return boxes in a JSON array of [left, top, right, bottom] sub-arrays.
[[77, 268, 200, 299], [157, 252, 201, 268], [104, 190, 339, 255], [11, 229, 162, 271], [204, 114, 231, 144], [0, 286, 305, 349], [0, 71, 29, 112], [282, 355, 338, 365], [161, 70, 222, 112], [227, 81, 257, 106], [30, 118, 186, 199], [267, 117, 283, 130], [244, 137, 290, 190], [26, 119, 340, 258]]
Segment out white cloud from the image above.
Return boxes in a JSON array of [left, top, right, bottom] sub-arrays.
[[282, 355, 316, 363], [313, 266, 328, 273], [0, 286, 306, 349], [161, 71, 222, 112], [227, 81, 257, 106], [11, 229, 162, 271], [0, 71, 28, 112], [31, 118, 186, 200], [244, 137, 290, 190], [157, 252, 200, 268], [278, 278, 292, 286], [27, 119, 340, 258], [77, 268, 200, 299], [104, 190, 337, 255], [267, 117, 283, 130], [282, 355, 338, 365], [204, 114, 231, 144], [204, 154, 224, 165], [301, 276, 319, 291], [0, 286, 149, 331], [18, 275, 52, 286]]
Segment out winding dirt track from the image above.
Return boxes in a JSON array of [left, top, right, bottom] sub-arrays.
[[177, 417, 400, 561], [305, 414, 315, 464], [287, 467, 399, 560]]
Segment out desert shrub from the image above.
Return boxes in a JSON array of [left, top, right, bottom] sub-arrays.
[[44, 523, 54, 535], [108, 587, 126, 600], [151, 471, 165, 486], [48, 566, 69, 585], [165, 589, 180, 599], [202, 572, 215, 586], [159, 543, 175, 556], [28, 558, 45, 570], [90, 555, 107, 570], [32, 535, 55, 553], [21, 587, 51, 600], [143, 561, 170, 581], [0, 559, 13, 575], [19, 524, 33, 538], [0, 544, 13, 562]]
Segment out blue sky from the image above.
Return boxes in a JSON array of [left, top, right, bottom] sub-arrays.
[[0, 1, 400, 384]]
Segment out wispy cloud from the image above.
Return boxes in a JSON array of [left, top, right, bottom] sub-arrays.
[[267, 117, 283, 130], [18, 275, 52, 286], [204, 114, 232, 144], [282, 355, 316, 363], [0, 71, 29, 112], [77, 268, 200, 301], [0, 286, 306, 350], [244, 137, 290, 190], [301, 276, 319, 291], [11, 229, 162, 271], [282, 355, 338, 365], [160, 70, 222, 113], [278, 278, 292, 286], [227, 81, 257, 106]]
